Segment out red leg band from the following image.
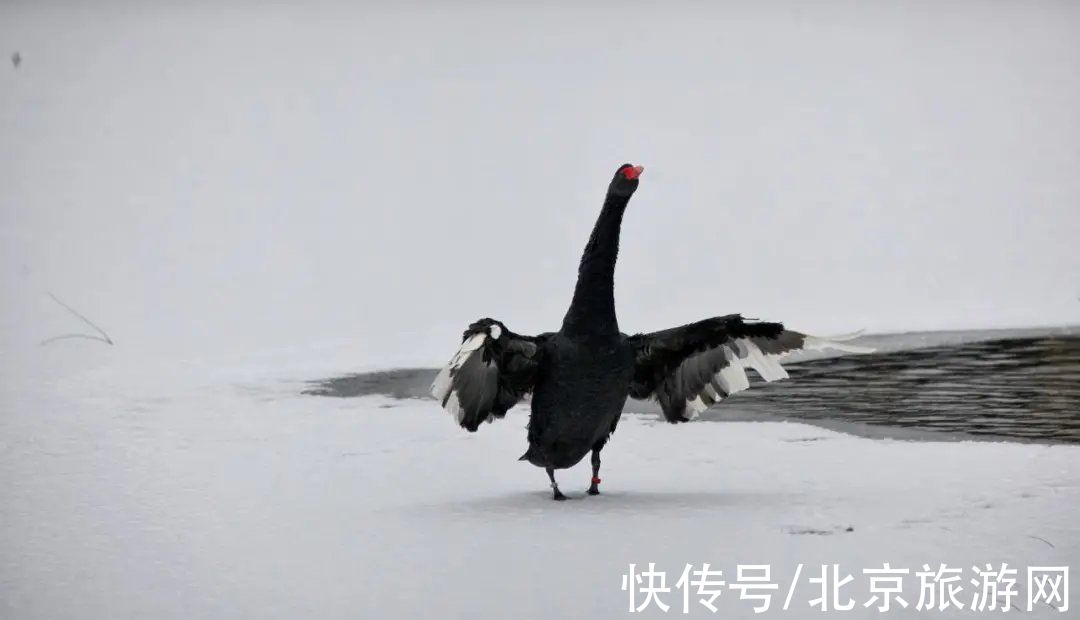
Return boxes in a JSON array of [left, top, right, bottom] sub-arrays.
[[591, 476, 602, 485]]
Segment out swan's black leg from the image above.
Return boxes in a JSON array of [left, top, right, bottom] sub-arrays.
[[588, 446, 603, 495], [547, 467, 567, 501]]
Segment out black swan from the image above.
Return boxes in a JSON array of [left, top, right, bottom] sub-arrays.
[[432, 163, 870, 500]]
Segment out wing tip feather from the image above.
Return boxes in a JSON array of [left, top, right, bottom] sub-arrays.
[[803, 334, 876, 354]]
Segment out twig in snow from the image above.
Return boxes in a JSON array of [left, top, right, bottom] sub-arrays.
[[40, 293, 114, 346], [1027, 535, 1055, 548]]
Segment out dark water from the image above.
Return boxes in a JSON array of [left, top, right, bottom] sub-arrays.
[[709, 336, 1080, 443], [304, 330, 1080, 444]]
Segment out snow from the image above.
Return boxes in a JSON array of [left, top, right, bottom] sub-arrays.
[[2, 346, 1077, 618]]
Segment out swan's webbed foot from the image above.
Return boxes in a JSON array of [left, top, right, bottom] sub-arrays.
[[587, 478, 601, 496], [547, 467, 567, 501]]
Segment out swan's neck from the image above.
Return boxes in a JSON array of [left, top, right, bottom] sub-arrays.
[[561, 193, 628, 339]]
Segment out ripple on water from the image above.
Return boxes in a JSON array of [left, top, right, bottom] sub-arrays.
[[730, 336, 1080, 443]]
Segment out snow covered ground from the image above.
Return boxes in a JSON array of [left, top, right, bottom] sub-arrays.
[[4, 2, 1079, 617], [2, 345, 1077, 618]]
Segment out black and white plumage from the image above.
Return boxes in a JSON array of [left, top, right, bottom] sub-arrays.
[[430, 318, 545, 432], [431, 163, 872, 500], [627, 315, 870, 422]]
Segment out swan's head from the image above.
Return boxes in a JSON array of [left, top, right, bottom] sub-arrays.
[[609, 163, 644, 198]]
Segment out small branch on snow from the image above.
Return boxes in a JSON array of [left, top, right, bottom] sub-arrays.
[[1026, 534, 1055, 548], [40, 293, 114, 346]]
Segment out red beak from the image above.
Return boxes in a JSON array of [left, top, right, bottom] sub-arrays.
[[623, 165, 645, 180]]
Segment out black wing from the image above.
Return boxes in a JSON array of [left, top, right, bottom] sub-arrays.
[[430, 318, 546, 432], [628, 314, 871, 423]]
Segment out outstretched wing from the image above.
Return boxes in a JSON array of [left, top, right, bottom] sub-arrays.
[[628, 314, 872, 423], [431, 318, 546, 432]]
